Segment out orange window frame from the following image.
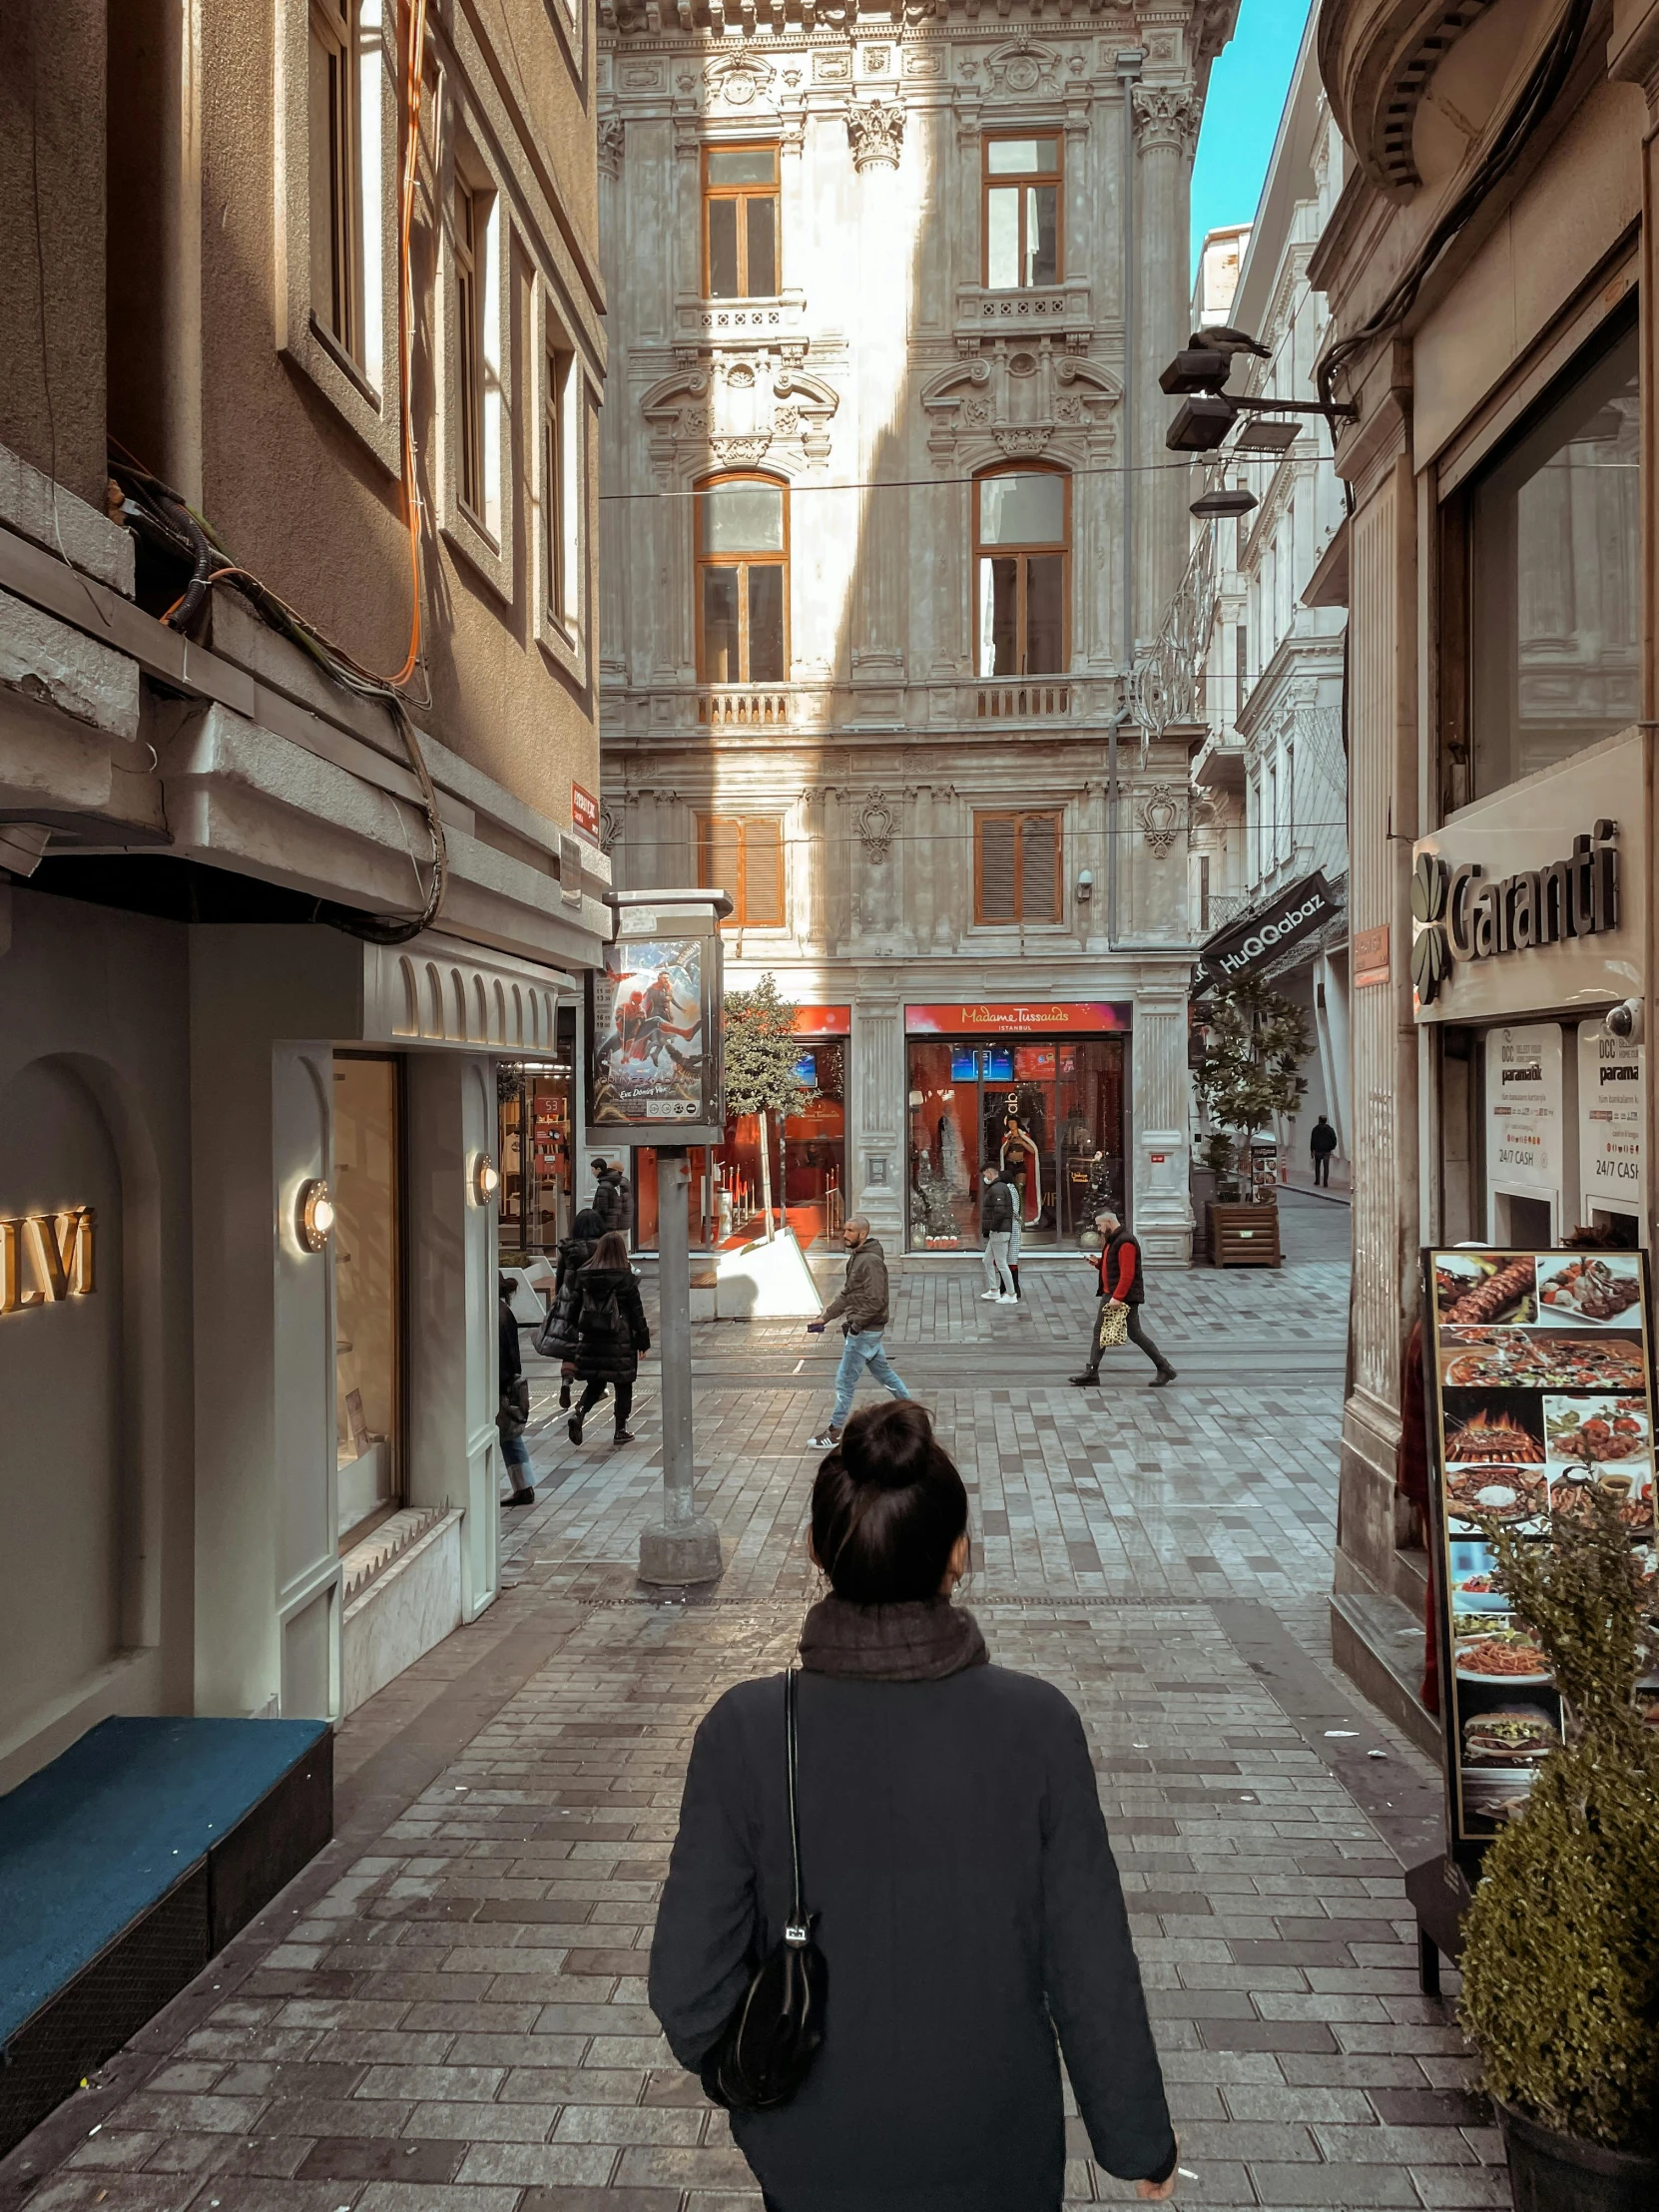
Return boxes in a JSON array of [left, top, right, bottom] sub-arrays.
[[697, 815, 785, 928], [972, 464, 1071, 677], [694, 471, 790, 685], [701, 143, 781, 299], [981, 133, 1064, 290]]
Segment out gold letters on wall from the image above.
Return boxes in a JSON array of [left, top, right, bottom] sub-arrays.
[[0, 1210, 97, 1316]]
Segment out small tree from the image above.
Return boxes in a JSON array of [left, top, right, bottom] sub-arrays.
[[723, 973, 814, 1243], [1192, 977, 1313, 1196]]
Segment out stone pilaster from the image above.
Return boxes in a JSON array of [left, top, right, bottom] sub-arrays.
[[850, 992, 905, 1242], [1131, 83, 1201, 638], [1131, 985, 1194, 1263]]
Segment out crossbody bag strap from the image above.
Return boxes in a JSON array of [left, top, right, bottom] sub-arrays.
[[784, 1667, 809, 1943]]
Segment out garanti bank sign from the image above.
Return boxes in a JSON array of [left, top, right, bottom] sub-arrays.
[[1408, 733, 1644, 1024]]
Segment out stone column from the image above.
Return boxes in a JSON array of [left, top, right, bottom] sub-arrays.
[[847, 100, 911, 690], [850, 989, 905, 1243], [1131, 83, 1201, 638], [1335, 374, 1418, 1613], [1130, 984, 1193, 1264]]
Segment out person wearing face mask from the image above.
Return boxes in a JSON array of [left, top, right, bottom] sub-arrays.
[[805, 1215, 910, 1450]]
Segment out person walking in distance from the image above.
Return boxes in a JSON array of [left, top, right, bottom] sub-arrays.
[[591, 1158, 630, 1235], [649, 1399, 1181, 2211], [1310, 1114, 1338, 1189], [567, 1230, 651, 1447], [1072, 1210, 1177, 1389], [979, 1163, 1017, 1304], [806, 1214, 911, 1449], [497, 1276, 535, 1506]]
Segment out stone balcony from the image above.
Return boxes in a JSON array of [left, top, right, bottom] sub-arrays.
[[953, 279, 1094, 349], [605, 676, 1117, 743], [673, 291, 808, 349]]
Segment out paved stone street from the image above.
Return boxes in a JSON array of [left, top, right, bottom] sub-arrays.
[[1, 1195, 1507, 2212]]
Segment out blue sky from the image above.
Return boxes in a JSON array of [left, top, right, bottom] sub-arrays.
[[1190, 0, 1314, 274]]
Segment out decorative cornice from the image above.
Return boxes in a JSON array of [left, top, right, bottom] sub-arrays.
[[1131, 82, 1201, 157], [846, 101, 905, 172]]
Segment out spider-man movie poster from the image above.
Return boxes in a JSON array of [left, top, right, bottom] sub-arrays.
[[590, 938, 709, 1129]]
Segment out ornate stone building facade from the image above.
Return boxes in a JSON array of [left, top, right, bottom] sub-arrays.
[[596, 0, 1238, 1262]]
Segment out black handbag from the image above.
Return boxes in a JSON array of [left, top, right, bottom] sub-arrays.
[[699, 1668, 828, 2112]]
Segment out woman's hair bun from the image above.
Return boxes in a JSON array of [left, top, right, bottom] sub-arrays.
[[811, 1400, 969, 1603], [839, 1400, 934, 1487]]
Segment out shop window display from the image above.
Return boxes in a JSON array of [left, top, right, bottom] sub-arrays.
[[907, 1033, 1124, 1249], [334, 1055, 401, 1542], [497, 1058, 574, 1259]]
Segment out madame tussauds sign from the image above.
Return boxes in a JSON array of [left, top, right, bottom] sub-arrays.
[[1411, 821, 1622, 1009]]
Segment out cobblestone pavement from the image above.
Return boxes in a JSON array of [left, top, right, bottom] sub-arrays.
[[2, 1195, 1505, 2212]]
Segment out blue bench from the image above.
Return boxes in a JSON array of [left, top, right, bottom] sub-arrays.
[[0, 1715, 332, 2156]]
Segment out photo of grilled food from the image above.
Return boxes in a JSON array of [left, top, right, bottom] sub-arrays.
[[1439, 1330, 1646, 1391], [1445, 1465, 1547, 1525], [1437, 1254, 1537, 1327]]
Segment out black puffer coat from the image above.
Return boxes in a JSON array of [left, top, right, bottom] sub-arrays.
[[536, 1214, 604, 1360], [649, 1648, 1174, 2212], [572, 1265, 650, 1382]]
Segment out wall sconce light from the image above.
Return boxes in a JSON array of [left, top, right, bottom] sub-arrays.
[[297, 1179, 335, 1252], [473, 1154, 501, 1207], [1076, 868, 1095, 902]]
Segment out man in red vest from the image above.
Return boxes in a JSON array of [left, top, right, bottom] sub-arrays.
[[1071, 1210, 1177, 1388]]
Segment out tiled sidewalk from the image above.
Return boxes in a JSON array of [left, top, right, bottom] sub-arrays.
[[2, 1202, 1505, 2212]]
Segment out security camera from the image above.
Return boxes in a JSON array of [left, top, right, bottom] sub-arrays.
[[1605, 998, 1645, 1043]]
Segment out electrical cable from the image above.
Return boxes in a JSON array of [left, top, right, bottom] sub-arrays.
[[1315, 0, 1594, 418]]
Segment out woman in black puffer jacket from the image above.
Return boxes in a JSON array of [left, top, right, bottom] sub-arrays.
[[537, 1207, 606, 1409], [649, 1399, 1179, 2212], [568, 1230, 651, 1447]]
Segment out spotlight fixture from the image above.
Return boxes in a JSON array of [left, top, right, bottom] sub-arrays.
[[1190, 486, 1259, 519], [297, 1179, 335, 1252], [1159, 347, 1233, 396], [473, 1154, 501, 1206], [1166, 396, 1238, 453]]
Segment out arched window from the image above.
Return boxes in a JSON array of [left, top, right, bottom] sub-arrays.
[[696, 473, 788, 684], [974, 465, 1068, 678]]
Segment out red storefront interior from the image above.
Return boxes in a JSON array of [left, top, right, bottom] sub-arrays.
[[905, 1002, 1131, 1251]]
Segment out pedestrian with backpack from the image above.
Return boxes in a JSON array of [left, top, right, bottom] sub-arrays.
[[536, 1207, 606, 1409], [568, 1230, 651, 1446]]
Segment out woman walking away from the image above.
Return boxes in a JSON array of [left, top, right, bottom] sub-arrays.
[[568, 1230, 650, 1448], [649, 1399, 1179, 2212], [537, 1206, 605, 1409], [497, 1276, 535, 1506]]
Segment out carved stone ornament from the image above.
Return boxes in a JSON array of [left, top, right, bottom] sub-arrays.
[[920, 349, 1120, 469], [993, 426, 1051, 457], [846, 102, 905, 172], [1131, 83, 1202, 156], [713, 434, 773, 466], [706, 53, 776, 109], [984, 37, 1062, 99], [598, 801, 619, 856], [597, 116, 625, 175], [1138, 787, 1187, 858], [855, 790, 896, 860]]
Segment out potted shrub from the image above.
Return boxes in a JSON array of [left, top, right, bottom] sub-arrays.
[[1460, 1488, 1659, 2210], [1190, 978, 1311, 1206]]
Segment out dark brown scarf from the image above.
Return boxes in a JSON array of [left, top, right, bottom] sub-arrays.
[[799, 1595, 989, 1682]]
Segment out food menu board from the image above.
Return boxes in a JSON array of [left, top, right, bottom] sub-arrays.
[[1424, 1247, 1658, 1855]]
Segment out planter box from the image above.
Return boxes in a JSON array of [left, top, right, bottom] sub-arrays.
[[1208, 1202, 1282, 1269]]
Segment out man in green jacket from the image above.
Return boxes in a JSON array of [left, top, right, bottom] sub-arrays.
[[806, 1215, 912, 1448]]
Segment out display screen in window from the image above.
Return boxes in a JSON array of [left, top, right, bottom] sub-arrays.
[[1469, 321, 1639, 797]]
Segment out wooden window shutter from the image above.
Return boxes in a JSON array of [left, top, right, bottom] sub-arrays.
[[977, 816, 1018, 922], [1020, 814, 1059, 922], [741, 817, 784, 926], [698, 816, 742, 907]]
